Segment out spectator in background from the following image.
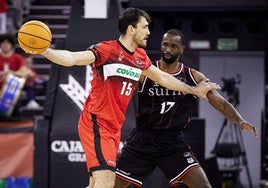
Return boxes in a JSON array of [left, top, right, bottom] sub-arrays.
[[22, 53, 41, 108], [0, 0, 7, 34], [0, 33, 34, 116], [0, 33, 32, 89]]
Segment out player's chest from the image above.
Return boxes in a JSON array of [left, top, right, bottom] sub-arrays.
[[141, 75, 188, 97]]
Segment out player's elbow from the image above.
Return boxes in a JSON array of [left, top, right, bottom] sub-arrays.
[[64, 51, 76, 66]]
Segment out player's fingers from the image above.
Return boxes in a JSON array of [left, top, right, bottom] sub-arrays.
[[207, 82, 221, 90], [21, 47, 37, 54], [202, 95, 209, 101], [252, 126, 258, 138], [240, 123, 258, 138]]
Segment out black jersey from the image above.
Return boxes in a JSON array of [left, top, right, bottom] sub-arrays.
[[137, 61, 198, 131]]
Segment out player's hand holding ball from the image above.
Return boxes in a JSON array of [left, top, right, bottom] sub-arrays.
[[18, 20, 52, 54]]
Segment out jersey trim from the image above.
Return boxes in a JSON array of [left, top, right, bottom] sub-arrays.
[[117, 40, 134, 55], [92, 114, 109, 168], [169, 163, 200, 184], [87, 48, 99, 63], [138, 76, 147, 93], [116, 171, 142, 187], [103, 63, 142, 81], [188, 68, 198, 85], [156, 60, 183, 75]]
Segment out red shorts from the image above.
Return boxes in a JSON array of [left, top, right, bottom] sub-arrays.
[[78, 109, 121, 173]]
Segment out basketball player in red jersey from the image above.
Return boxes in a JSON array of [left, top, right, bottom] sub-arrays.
[[114, 29, 258, 188], [29, 8, 219, 188]]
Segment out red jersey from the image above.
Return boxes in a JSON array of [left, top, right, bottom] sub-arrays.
[[0, 53, 25, 87], [84, 40, 151, 132]]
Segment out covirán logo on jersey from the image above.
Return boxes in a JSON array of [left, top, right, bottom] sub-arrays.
[[116, 67, 140, 79], [103, 63, 142, 81]]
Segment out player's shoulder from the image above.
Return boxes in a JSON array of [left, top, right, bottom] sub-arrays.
[[135, 48, 151, 68], [135, 47, 147, 55], [89, 40, 117, 49], [135, 48, 149, 61], [99, 40, 117, 45]]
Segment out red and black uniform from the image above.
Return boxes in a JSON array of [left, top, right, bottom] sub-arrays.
[[116, 61, 200, 187], [78, 40, 151, 173]]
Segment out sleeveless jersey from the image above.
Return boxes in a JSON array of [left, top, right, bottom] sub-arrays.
[[137, 61, 197, 131], [84, 40, 151, 132]]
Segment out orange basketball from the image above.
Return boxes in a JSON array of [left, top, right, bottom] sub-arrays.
[[18, 20, 52, 54]]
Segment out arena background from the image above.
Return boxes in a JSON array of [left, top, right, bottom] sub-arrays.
[[0, 0, 267, 188]]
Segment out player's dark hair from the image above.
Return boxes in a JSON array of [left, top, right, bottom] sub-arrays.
[[165, 29, 186, 46], [0, 33, 16, 47], [118, 7, 151, 35]]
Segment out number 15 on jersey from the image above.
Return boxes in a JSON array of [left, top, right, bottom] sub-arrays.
[[120, 81, 133, 96]]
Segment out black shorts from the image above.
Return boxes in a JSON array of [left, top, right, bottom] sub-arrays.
[[115, 127, 200, 187]]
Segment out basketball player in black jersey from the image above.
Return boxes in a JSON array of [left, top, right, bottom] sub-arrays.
[[114, 29, 258, 188]]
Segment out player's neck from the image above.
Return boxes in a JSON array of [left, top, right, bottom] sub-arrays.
[[159, 59, 181, 73], [118, 36, 137, 53]]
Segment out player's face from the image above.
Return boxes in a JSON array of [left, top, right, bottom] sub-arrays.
[[133, 16, 150, 48], [161, 34, 184, 64]]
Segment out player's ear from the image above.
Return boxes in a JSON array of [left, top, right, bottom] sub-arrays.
[[128, 25, 135, 35], [181, 45, 185, 54]]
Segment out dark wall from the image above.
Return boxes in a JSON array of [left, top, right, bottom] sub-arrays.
[[144, 10, 268, 51], [130, 0, 268, 8]]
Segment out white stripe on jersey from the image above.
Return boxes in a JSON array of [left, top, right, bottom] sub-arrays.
[[156, 60, 184, 76], [188, 68, 198, 85], [138, 76, 147, 93]]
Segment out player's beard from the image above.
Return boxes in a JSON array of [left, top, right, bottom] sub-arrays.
[[134, 35, 147, 48], [161, 52, 179, 64], [138, 42, 146, 48]]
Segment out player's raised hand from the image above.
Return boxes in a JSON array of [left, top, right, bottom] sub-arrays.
[[240, 122, 258, 138], [195, 80, 221, 100]]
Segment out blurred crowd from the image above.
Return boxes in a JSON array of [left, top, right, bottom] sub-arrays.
[[0, 0, 34, 35], [0, 33, 46, 114], [0, 0, 49, 119]]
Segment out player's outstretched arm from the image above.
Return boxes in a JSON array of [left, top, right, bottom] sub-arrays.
[[207, 90, 258, 137], [191, 69, 258, 138], [142, 64, 221, 100], [41, 48, 96, 67]]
